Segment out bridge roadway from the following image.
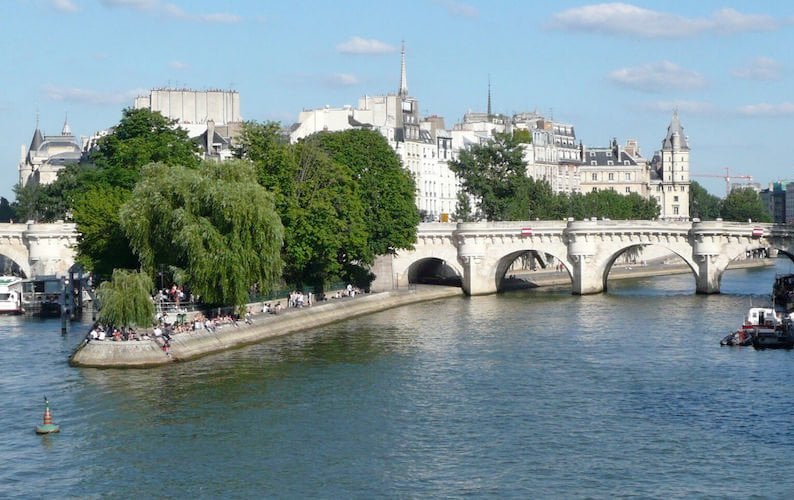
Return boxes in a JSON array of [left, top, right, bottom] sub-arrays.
[[372, 219, 794, 296]]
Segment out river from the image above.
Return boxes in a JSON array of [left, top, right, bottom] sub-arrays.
[[2, 260, 794, 498]]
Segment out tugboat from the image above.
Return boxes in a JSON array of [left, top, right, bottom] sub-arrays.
[[721, 307, 779, 347]]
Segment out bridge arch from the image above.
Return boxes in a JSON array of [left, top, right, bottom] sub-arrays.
[[406, 257, 463, 286], [598, 243, 698, 293], [373, 220, 794, 296], [493, 249, 571, 291]]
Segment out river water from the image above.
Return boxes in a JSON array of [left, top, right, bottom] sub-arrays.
[[3, 260, 794, 498]]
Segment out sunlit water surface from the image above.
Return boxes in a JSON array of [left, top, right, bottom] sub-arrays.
[[2, 261, 794, 498]]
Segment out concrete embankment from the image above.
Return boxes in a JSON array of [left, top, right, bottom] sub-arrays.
[[69, 286, 464, 369]]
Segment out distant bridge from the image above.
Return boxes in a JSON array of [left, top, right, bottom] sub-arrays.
[[371, 220, 794, 295], [0, 222, 78, 278]]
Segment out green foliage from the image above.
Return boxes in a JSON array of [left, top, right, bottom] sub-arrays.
[[307, 129, 420, 256], [280, 142, 370, 290], [71, 185, 138, 281], [236, 122, 378, 291], [0, 197, 13, 222], [96, 269, 155, 329], [453, 192, 477, 222], [720, 187, 771, 222], [689, 181, 722, 220], [512, 129, 532, 144], [89, 108, 199, 187], [449, 131, 528, 220], [120, 160, 284, 307]]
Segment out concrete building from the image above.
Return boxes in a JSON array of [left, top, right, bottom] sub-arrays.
[[133, 88, 242, 161], [578, 138, 649, 197], [289, 44, 460, 220], [649, 111, 691, 219], [18, 117, 82, 187]]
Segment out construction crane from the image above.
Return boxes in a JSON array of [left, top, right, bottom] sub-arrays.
[[691, 167, 754, 196]]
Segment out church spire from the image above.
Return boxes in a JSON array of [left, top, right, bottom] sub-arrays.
[[398, 40, 407, 97], [488, 75, 491, 118]]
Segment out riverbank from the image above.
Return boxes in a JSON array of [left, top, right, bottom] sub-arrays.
[[69, 258, 774, 368], [69, 286, 464, 368]]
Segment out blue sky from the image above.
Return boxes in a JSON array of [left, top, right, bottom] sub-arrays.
[[4, 0, 794, 200]]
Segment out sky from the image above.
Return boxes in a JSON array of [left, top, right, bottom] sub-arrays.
[[3, 0, 794, 200]]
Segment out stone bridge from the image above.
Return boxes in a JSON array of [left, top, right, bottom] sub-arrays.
[[0, 222, 78, 278], [371, 220, 794, 296]]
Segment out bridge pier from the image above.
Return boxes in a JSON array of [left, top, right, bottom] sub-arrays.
[[460, 256, 498, 296], [694, 255, 722, 294], [570, 256, 604, 295]]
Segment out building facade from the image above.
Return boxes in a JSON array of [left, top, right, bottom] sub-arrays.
[[18, 118, 82, 187], [289, 45, 460, 220], [133, 88, 242, 161]]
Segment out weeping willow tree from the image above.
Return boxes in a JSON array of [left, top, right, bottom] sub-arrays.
[[96, 269, 155, 329], [119, 160, 284, 308]]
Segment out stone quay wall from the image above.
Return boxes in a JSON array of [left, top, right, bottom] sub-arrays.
[[69, 286, 463, 369]]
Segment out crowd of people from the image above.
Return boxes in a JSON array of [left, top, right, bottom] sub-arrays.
[[84, 284, 364, 351]]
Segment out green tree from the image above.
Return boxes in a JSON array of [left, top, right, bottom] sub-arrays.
[[120, 160, 284, 308], [689, 180, 721, 220], [71, 185, 138, 281], [235, 122, 372, 291], [453, 191, 477, 222], [96, 269, 155, 330], [282, 143, 369, 290], [306, 129, 419, 256], [449, 131, 528, 220], [89, 108, 200, 188], [720, 187, 771, 222]]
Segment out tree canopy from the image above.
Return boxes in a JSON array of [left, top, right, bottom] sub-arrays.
[[720, 187, 771, 222], [306, 129, 419, 256], [450, 131, 660, 221], [689, 181, 721, 220], [89, 107, 200, 184], [96, 269, 155, 329], [120, 160, 284, 307], [449, 131, 528, 220]]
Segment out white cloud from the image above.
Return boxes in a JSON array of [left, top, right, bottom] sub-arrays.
[[435, 0, 478, 18], [639, 100, 717, 115], [169, 60, 189, 70], [51, 0, 78, 12], [336, 37, 396, 55], [737, 102, 794, 117], [609, 61, 707, 92], [100, 0, 240, 23], [732, 56, 782, 81], [42, 85, 142, 106], [325, 73, 360, 87], [550, 3, 780, 38]]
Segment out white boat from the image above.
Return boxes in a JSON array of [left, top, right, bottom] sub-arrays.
[[721, 307, 794, 349], [0, 276, 24, 314]]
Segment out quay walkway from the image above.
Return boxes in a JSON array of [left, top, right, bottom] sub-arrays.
[[69, 286, 463, 368], [69, 258, 774, 369]]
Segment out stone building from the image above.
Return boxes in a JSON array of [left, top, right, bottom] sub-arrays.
[[289, 44, 460, 220], [649, 111, 691, 219], [18, 118, 82, 187], [133, 88, 242, 161]]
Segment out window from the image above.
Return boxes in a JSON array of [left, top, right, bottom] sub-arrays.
[[608, 173, 614, 181], [673, 206, 679, 215], [592, 187, 597, 192], [674, 196, 679, 202], [607, 160, 614, 166], [591, 161, 597, 166], [591, 173, 597, 180], [625, 187, 631, 193], [668, 186, 672, 191], [625, 173, 631, 181]]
